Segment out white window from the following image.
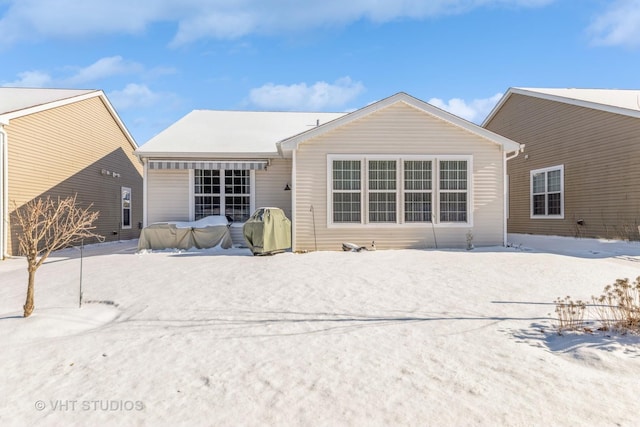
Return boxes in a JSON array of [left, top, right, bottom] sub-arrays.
[[530, 165, 564, 218], [332, 160, 361, 223], [404, 160, 432, 222], [328, 156, 471, 226], [368, 160, 397, 223], [194, 169, 252, 222], [121, 187, 132, 229], [439, 160, 468, 222]]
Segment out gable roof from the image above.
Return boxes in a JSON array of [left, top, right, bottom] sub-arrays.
[[483, 87, 640, 126], [278, 92, 521, 155], [136, 110, 347, 158], [0, 87, 138, 149]]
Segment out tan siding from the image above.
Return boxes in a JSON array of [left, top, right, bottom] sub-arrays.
[[485, 94, 640, 240], [255, 158, 292, 218], [293, 102, 506, 251], [147, 169, 190, 223], [6, 97, 143, 256]]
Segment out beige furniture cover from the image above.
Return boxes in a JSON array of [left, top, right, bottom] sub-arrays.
[[138, 216, 232, 251], [242, 208, 291, 255]]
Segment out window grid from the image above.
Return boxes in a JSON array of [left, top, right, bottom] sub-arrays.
[[369, 160, 396, 222], [404, 161, 432, 222], [439, 160, 468, 222], [330, 157, 469, 225], [531, 166, 563, 217], [333, 160, 362, 223], [194, 169, 251, 222]]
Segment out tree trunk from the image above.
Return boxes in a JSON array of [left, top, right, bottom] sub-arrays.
[[23, 263, 36, 318]]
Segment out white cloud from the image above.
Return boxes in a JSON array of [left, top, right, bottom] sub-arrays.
[[108, 83, 162, 110], [0, 0, 557, 47], [588, 0, 640, 48], [249, 77, 365, 110], [1, 70, 52, 87], [428, 93, 503, 123], [63, 56, 143, 85]]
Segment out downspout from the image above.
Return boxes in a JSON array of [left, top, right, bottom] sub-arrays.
[[142, 158, 148, 228], [503, 144, 525, 246], [291, 148, 297, 252], [0, 122, 8, 259]]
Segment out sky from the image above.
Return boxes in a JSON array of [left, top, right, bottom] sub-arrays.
[[1, 0, 640, 145]]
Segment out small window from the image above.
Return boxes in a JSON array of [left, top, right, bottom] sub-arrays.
[[530, 165, 564, 218], [121, 187, 131, 229]]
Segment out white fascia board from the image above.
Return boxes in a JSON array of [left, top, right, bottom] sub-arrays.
[[135, 151, 281, 160], [481, 89, 514, 128], [279, 92, 521, 153], [0, 90, 139, 152], [484, 88, 640, 126]]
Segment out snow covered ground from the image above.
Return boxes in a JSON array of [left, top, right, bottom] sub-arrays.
[[1, 234, 640, 426]]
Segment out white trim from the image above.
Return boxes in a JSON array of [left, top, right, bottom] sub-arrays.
[[326, 154, 473, 228], [0, 90, 139, 151], [142, 160, 148, 227], [483, 87, 640, 127], [121, 186, 132, 230], [530, 164, 564, 219], [280, 93, 521, 153], [0, 125, 6, 259], [291, 149, 297, 251], [188, 169, 195, 221], [250, 170, 256, 216], [190, 168, 254, 222]]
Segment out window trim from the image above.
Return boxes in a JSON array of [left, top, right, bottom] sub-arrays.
[[327, 154, 472, 228], [121, 186, 132, 230], [530, 165, 564, 219], [189, 169, 256, 222]]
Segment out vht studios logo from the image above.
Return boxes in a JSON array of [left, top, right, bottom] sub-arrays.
[[35, 400, 144, 411]]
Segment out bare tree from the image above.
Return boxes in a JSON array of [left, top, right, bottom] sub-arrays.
[[13, 195, 103, 317]]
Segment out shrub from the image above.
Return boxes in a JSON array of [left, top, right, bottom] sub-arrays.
[[591, 277, 640, 333], [553, 296, 586, 334]]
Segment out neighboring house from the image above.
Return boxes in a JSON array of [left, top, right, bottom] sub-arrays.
[[483, 87, 640, 240], [136, 92, 521, 251], [0, 88, 143, 259]]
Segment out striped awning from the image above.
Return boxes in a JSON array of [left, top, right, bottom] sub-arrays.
[[148, 160, 268, 170]]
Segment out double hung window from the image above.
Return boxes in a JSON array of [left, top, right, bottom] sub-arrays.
[[329, 156, 470, 225], [530, 165, 563, 218]]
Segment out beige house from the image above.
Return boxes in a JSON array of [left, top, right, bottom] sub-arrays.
[[0, 88, 143, 259], [136, 92, 521, 251], [483, 87, 640, 240]]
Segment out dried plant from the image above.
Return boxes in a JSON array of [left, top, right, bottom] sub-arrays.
[[591, 277, 640, 333], [13, 195, 103, 317], [554, 296, 587, 335]]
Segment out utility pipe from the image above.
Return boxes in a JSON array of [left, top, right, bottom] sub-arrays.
[[0, 123, 8, 259], [503, 144, 525, 246]]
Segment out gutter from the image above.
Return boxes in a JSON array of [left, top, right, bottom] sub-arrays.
[[503, 144, 525, 246], [0, 121, 8, 259]]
